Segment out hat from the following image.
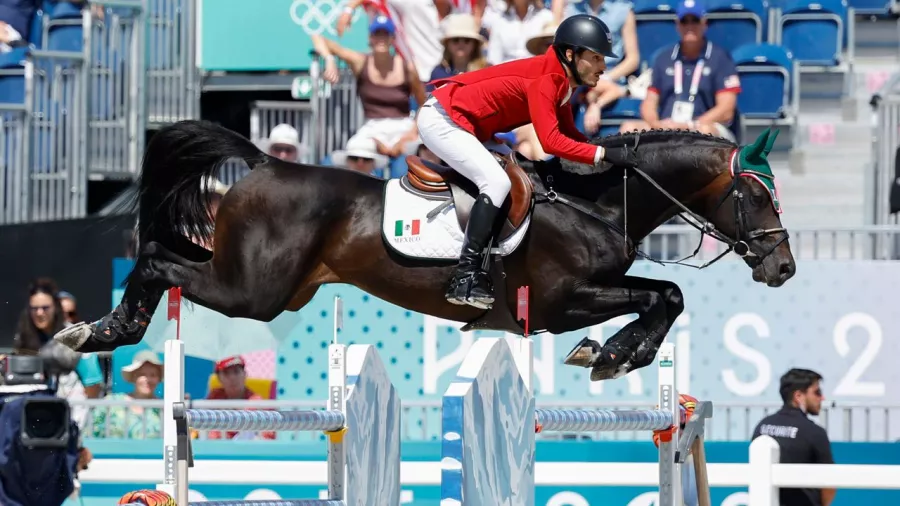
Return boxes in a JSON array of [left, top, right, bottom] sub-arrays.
[[676, 0, 706, 19], [215, 355, 245, 373], [268, 123, 301, 149], [441, 14, 486, 46], [57, 290, 76, 301], [331, 137, 389, 169], [369, 15, 395, 35], [526, 21, 558, 56], [121, 350, 163, 383]]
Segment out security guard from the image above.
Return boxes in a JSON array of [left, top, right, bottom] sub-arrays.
[[751, 368, 836, 506]]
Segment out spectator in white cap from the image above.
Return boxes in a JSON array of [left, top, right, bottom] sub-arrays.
[[428, 13, 488, 88], [332, 137, 389, 177], [264, 124, 303, 162]]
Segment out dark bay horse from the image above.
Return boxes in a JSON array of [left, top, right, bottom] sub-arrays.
[[55, 120, 796, 381]]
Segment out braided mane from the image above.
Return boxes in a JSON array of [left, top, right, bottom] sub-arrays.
[[592, 128, 739, 149]]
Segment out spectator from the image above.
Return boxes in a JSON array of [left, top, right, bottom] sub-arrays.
[[752, 368, 835, 506], [561, 0, 640, 135], [435, 0, 488, 27], [89, 350, 163, 439], [0, 0, 39, 53], [428, 13, 488, 88], [483, 0, 553, 65], [332, 137, 389, 177], [619, 0, 740, 141], [206, 356, 276, 440], [336, 0, 443, 85], [312, 15, 426, 161], [14, 278, 67, 354], [263, 124, 303, 162]]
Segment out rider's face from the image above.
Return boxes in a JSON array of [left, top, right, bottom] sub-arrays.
[[572, 49, 607, 87]]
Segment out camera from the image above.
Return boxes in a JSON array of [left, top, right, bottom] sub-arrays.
[[0, 354, 81, 506]]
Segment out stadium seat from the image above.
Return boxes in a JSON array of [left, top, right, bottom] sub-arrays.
[[776, 0, 850, 67], [47, 1, 84, 54], [844, 0, 891, 14], [633, 0, 680, 71], [0, 48, 28, 107], [731, 43, 797, 123], [704, 0, 769, 53]]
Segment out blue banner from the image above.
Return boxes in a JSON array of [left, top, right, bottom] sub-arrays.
[[198, 0, 371, 71], [110, 259, 900, 440], [67, 440, 900, 506]]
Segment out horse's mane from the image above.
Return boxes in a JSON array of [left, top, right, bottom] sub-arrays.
[[591, 128, 738, 149], [533, 129, 738, 203]]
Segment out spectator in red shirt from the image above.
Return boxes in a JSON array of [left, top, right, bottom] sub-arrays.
[[206, 355, 276, 440]]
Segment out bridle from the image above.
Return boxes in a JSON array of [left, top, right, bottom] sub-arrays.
[[535, 137, 789, 269]]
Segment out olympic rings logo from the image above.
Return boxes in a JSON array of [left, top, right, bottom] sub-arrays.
[[290, 0, 363, 36]]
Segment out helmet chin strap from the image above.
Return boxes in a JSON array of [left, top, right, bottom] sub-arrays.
[[556, 46, 585, 86]]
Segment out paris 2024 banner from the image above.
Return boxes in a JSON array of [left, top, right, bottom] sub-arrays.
[[121, 259, 900, 442]]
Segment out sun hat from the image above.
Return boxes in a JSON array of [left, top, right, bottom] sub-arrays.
[[121, 350, 163, 383]]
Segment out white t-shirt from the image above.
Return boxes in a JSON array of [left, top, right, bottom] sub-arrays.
[[484, 4, 553, 65], [380, 0, 444, 83]]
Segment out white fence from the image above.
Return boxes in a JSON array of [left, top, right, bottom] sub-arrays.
[[75, 436, 900, 505]]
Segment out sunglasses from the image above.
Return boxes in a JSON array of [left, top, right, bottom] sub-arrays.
[[347, 156, 373, 163], [29, 305, 52, 313], [448, 38, 475, 45], [270, 145, 297, 154]]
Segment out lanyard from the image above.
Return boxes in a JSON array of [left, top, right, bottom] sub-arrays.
[[673, 59, 705, 102]]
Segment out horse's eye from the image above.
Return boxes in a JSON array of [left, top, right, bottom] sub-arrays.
[[750, 194, 766, 207]]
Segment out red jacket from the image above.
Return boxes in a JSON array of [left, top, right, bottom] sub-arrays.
[[429, 47, 600, 165]]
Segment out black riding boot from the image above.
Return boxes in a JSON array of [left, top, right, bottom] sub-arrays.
[[446, 193, 500, 309]]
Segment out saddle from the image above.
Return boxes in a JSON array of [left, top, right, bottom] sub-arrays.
[[403, 152, 534, 242]]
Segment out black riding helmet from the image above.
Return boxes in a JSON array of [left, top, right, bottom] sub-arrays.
[[553, 14, 618, 85]]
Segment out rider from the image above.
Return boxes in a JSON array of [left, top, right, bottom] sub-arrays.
[[417, 14, 639, 310]]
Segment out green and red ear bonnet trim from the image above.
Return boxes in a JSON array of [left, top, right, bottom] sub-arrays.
[[729, 127, 782, 214]]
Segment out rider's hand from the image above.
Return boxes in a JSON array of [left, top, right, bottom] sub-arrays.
[[336, 11, 353, 36], [600, 145, 638, 168]]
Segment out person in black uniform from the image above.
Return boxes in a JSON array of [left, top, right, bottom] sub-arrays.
[[751, 368, 836, 506]]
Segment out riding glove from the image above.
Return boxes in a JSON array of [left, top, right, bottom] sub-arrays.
[[600, 146, 639, 168]]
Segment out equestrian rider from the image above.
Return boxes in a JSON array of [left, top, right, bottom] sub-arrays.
[[417, 14, 639, 310]]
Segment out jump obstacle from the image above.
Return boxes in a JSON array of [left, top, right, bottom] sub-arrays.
[[155, 295, 402, 506], [441, 337, 713, 506]]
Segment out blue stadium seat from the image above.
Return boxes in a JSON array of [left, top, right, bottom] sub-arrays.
[[47, 1, 84, 54], [633, 0, 680, 70], [731, 43, 796, 120], [777, 0, 849, 67], [0, 48, 29, 107], [704, 0, 769, 53], [844, 0, 890, 14]]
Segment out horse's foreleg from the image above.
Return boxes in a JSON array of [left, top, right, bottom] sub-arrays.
[[558, 281, 671, 381]]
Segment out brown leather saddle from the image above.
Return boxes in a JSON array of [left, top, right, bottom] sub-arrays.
[[402, 151, 535, 242]]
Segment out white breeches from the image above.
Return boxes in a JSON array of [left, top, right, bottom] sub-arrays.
[[416, 97, 512, 207]]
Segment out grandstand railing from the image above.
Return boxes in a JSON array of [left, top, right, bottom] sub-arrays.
[[308, 56, 366, 164], [145, 0, 200, 127], [645, 223, 900, 261], [86, 0, 147, 179], [869, 71, 900, 227], [69, 398, 900, 443]]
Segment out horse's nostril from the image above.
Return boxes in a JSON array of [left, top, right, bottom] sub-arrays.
[[779, 262, 794, 276]]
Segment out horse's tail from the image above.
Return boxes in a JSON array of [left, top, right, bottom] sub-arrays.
[[129, 120, 269, 271]]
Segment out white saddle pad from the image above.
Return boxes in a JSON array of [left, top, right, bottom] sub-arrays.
[[381, 178, 531, 260]]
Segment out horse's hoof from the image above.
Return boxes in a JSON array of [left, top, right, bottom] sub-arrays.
[[53, 322, 95, 352], [563, 337, 602, 368], [590, 360, 632, 381]]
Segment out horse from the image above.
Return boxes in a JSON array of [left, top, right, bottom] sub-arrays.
[[54, 120, 796, 381]]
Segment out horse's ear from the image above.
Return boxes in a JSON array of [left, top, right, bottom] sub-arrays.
[[744, 128, 770, 160], [762, 128, 780, 155]]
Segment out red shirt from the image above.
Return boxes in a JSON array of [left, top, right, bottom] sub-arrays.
[[206, 388, 276, 440], [429, 47, 600, 165]]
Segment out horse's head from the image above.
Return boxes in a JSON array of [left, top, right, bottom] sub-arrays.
[[700, 128, 796, 287]]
